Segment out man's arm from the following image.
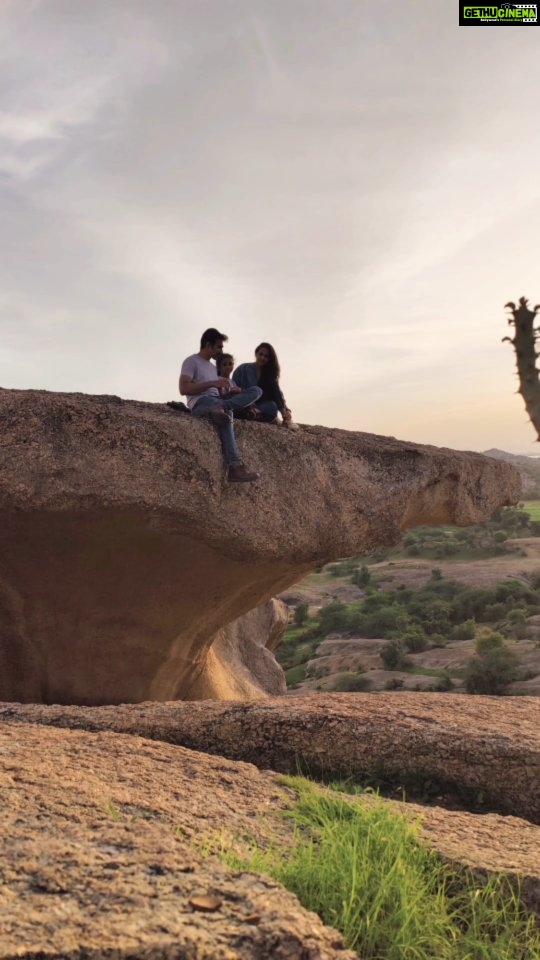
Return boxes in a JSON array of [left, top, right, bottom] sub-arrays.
[[179, 373, 231, 396]]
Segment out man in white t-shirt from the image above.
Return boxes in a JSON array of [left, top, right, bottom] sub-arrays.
[[179, 328, 262, 483]]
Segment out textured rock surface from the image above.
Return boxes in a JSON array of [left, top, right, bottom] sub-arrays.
[[0, 720, 538, 959], [197, 598, 289, 700], [0, 722, 355, 959], [3, 692, 539, 824], [0, 388, 520, 704]]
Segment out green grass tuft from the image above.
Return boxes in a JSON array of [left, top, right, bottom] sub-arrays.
[[218, 776, 539, 959]]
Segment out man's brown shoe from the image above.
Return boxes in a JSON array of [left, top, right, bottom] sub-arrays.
[[228, 463, 260, 483], [205, 407, 230, 426]]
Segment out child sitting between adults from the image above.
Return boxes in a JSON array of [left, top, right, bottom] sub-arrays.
[[217, 352, 259, 419], [216, 353, 238, 392]]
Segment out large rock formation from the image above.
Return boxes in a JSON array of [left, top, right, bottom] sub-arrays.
[[0, 389, 520, 704], [193, 597, 288, 700]]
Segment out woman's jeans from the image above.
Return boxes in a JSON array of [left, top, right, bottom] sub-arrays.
[[191, 387, 262, 465], [256, 400, 279, 422]]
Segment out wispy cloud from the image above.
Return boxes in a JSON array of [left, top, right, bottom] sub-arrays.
[[1, 1, 540, 452]]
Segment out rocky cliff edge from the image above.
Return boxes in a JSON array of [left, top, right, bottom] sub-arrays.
[[0, 389, 521, 704]]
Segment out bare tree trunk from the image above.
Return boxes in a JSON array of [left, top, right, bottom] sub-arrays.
[[504, 297, 540, 440]]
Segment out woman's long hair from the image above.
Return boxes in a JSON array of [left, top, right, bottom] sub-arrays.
[[255, 342, 280, 386]]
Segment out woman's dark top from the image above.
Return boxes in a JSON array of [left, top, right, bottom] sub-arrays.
[[233, 362, 287, 413]]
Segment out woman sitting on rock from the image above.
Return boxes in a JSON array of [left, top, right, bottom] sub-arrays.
[[233, 343, 298, 428]]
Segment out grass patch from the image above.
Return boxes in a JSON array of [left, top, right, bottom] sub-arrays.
[[285, 664, 307, 686], [406, 665, 459, 678], [522, 500, 540, 521], [218, 777, 539, 959]]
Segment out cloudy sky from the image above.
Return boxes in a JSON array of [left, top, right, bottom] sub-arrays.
[[1, 0, 539, 454]]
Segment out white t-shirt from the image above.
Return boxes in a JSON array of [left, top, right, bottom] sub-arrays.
[[180, 354, 220, 410]]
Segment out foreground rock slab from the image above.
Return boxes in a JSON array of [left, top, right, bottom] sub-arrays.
[[0, 721, 538, 959], [0, 389, 520, 704], [4, 692, 539, 824], [0, 722, 357, 959]]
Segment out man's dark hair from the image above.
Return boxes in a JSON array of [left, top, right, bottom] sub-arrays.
[[200, 328, 228, 349]]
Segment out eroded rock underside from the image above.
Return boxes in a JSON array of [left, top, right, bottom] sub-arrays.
[[0, 389, 521, 704]]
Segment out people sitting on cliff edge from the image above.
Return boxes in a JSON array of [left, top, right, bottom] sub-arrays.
[[233, 342, 299, 429], [179, 329, 261, 483]]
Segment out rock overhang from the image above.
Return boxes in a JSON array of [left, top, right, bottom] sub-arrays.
[[0, 389, 522, 704]]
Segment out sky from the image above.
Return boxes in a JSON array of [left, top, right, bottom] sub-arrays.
[[1, 0, 540, 455]]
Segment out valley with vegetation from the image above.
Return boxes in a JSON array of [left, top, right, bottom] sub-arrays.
[[279, 492, 540, 698]]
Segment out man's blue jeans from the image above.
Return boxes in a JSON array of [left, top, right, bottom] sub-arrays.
[[191, 387, 262, 465]]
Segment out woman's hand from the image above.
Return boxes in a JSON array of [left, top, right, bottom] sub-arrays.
[[282, 407, 292, 422]]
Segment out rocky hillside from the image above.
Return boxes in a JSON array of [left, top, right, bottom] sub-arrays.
[[483, 448, 540, 498], [279, 533, 540, 697]]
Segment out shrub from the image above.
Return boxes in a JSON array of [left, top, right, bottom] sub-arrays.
[[405, 543, 420, 556], [401, 629, 429, 653], [429, 633, 447, 648], [416, 599, 452, 635], [434, 670, 453, 692], [380, 640, 408, 671], [494, 580, 533, 605], [293, 602, 309, 627], [358, 605, 410, 638], [483, 602, 507, 621], [449, 619, 476, 642], [464, 633, 519, 695], [285, 664, 307, 687], [331, 672, 370, 693], [318, 600, 349, 635], [351, 565, 371, 587], [501, 608, 529, 640], [451, 587, 493, 622]]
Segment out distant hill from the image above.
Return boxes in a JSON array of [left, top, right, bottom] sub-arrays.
[[483, 449, 540, 499]]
